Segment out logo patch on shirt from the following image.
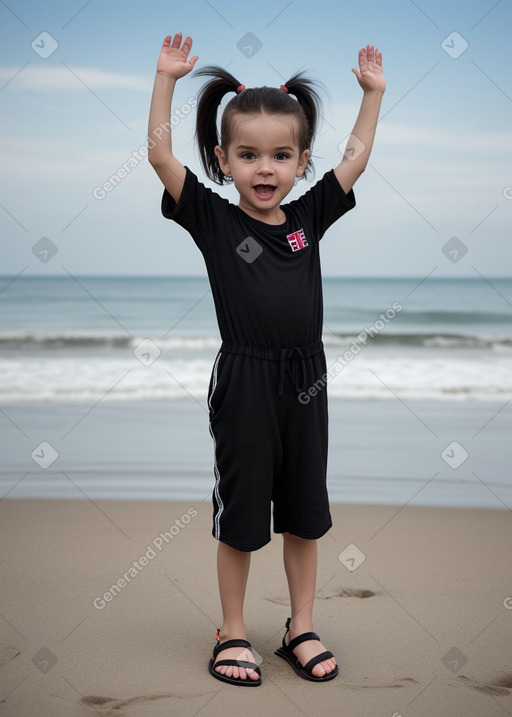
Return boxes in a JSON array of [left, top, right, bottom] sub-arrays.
[[286, 228, 308, 252]]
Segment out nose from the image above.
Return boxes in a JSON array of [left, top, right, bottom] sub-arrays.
[[257, 156, 274, 175]]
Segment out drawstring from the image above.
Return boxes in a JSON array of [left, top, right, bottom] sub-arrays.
[[220, 340, 322, 396], [278, 347, 306, 396]]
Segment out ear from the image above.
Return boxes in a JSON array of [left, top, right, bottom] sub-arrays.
[[214, 145, 230, 176], [296, 149, 310, 177]]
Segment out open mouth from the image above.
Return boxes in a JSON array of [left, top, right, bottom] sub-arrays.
[[253, 184, 276, 199]]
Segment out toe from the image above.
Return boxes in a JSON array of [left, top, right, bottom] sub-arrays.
[[312, 662, 327, 677], [323, 658, 335, 673], [312, 657, 336, 677], [212, 643, 260, 682]]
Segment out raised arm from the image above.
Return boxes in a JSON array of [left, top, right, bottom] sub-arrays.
[[148, 33, 198, 203], [335, 45, 385, 195]]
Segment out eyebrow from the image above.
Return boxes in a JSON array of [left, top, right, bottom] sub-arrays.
[[235, 144, 296, 152]]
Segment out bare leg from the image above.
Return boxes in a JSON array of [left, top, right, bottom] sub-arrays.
[[213, 541, 259, 681], [282, 533, 337, 677]]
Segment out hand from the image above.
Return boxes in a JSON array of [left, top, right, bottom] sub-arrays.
[[156, 33, 198, 80], [352, 45, 386, 93]]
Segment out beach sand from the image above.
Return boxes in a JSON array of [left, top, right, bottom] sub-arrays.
[[1, 499, 511, 717]]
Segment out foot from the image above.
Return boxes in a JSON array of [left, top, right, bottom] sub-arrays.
[[213, 629, 260, 682], [285, 618, 337, 678]]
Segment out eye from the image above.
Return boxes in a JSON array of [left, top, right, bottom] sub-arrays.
[[240, 152, 255, 160], [275, 153, 289, 160]]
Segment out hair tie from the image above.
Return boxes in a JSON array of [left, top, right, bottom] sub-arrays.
[[280, 84, 288, 93], [236, 84, 245, 94]]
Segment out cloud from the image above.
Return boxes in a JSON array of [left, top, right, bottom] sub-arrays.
[[375, 123, 512, 154], [0, 65, 152, 92], [323, 100, 512, 155]]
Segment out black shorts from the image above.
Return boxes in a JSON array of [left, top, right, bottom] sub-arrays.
[[207, 341, 332, 551]]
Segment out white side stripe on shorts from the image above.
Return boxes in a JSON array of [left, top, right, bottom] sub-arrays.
[[208, 351, 223, 540]]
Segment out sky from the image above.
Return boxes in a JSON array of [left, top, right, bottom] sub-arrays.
[[0, 0, 511, 277]]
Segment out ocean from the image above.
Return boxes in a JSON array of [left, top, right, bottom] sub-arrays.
[[1, 275, 511, 508]]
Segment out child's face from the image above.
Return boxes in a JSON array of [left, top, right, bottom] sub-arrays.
[[214, 113, 309, 224]]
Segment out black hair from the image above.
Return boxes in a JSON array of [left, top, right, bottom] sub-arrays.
[[194, 65, 322, 185]]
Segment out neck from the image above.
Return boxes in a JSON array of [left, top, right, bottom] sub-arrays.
[[238, 201, 286, 225]]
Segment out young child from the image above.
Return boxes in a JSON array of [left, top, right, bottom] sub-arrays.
[[148, 32, 385, 686]]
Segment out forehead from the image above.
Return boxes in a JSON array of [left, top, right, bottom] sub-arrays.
[[228, 112, 301, 149]]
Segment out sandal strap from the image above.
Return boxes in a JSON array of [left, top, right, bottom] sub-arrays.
[[286, 631, 320, 652], [212, 658, 261, 673], [213, 638, 252, 658], [303, 650, 335, 676]]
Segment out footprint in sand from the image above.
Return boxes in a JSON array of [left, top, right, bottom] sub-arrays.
[[0, 645, 21, 665], [339, 676, 419, 689], [459, 674, 512, 697], [265, 587, 377, 604], [81, 691, 215, 715]]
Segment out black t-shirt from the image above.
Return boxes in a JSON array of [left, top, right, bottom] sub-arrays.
[[162, 168, 355, 348]]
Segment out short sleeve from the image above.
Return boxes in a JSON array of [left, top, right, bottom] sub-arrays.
[[287, 170, 355, 241], [161, 167, 230, 253]]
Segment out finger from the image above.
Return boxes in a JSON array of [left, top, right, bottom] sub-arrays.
[[182, 35, 193, 56], [358, 47, 367, 71], [188, 54, 199, 68], [351, 67, 362, 81], [375, 48, 383, 66], [366, 44, 375, 63], [171, 32, 183, 48], [162, 35, 171, 47]]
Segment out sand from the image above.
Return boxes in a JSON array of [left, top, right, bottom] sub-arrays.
[[1, 499, 511, 717]]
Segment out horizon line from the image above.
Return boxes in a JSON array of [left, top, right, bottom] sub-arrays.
[[2, 273, 512, 281]]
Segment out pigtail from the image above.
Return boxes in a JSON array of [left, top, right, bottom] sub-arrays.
[[194, 65, 242, 184], [282, 72, 322, 177]]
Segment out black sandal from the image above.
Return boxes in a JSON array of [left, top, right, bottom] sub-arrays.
[[275, 617, 338, 682], [208, 629, 262, 686]]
